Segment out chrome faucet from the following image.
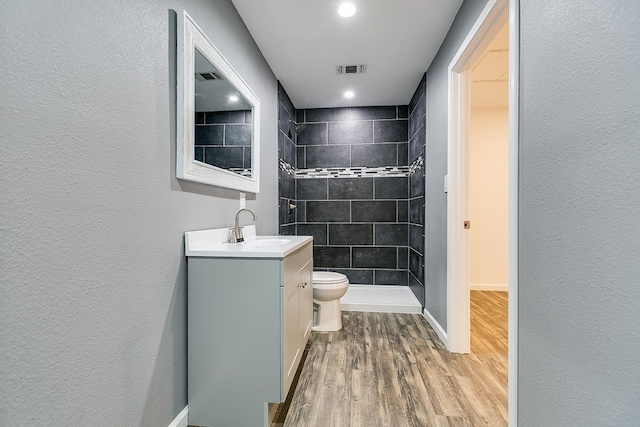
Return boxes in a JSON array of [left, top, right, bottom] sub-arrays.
[[229, 208, 258, 243]]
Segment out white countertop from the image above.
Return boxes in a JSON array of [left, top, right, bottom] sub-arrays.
[[185, 225, 312, 258]]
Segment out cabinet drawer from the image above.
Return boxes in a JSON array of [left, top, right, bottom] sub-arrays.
[[282, 242, 312, 285]]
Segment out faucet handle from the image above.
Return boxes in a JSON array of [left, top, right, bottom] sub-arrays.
[[228, 226, 245, 243]]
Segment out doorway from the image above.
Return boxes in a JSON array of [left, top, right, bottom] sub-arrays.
[[446, 0, 519, 424]]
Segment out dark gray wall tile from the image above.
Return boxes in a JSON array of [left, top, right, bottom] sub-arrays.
[[306, 145, 350, 168], [397, 200, 409, 222], [329, 121, 373, 145], [328, 178, 373, 199], [375, 224, 408, 246], [375, 270, 408, 286], [195, 125, 223, 145], [409, 95, 426, 138], [351, 143, 398, 167], [297, 178, 327, 200], [279, 170, 295, 200], [409, 123, 425, 162], [351, 106, 397, 120], [206, 110, 245, 124], [352, 247, 397, 268], [352, 201, 396, 222], [243, 147, 251, 168], [296, 146, 305, 169], [279, 198, 295, 226], [329, 224, 373, 245], [305, 108, 352, 122], [374, 120, 408, 143], [306, 201, 350, 222], [410, 167, 425, 197], [280, 224, 296, 236], [297, 223, 327, 245], [410, 224, 424, 254], [297, 123, 327, 145], [296, 201, 306, 222], [195, 147, 203, 162], [333, 269, 373, 285], [225, 124, 252, 146], [398, 105, 409, 119], [283, 134, 296, 165], [195, 112, 205, 124], [204, 146, 243, 169], [314, 246, 351, 268], [409, 249, 424, 283], [398, 143, 409, 166], [398, 247, 409, 269], [375, 177, 408, 199], [409, 197, 424, 225]]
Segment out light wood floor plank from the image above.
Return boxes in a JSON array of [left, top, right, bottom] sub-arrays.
[[275, 291, 507, 427]]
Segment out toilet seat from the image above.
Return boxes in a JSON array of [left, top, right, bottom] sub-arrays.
[[313, 271, 348, 285]]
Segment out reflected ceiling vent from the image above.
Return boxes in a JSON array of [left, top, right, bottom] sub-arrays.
[[195, 72, 222, 81], [336, 64, 367, 75]]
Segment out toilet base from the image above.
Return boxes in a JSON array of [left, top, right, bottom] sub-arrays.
[[312, 298, 343, 331]]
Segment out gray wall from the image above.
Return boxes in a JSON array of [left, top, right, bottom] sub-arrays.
[[0, 1, 277, 425], [424, 0, 490, 330], [518, 1, 640, 425]]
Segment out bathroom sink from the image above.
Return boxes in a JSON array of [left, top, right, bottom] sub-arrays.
[[250, 238, 292, 246], [185, 225, 311, 258]]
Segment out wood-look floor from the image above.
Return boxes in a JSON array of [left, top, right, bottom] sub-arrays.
[[274, 291, 508, 427]]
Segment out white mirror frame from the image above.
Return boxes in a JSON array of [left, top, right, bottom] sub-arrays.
[[176, 10, 260, 193]]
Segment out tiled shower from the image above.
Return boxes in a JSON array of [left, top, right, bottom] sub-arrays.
[[278, 79, 426, 307]]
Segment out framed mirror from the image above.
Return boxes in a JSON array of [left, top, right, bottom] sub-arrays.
[[176, 10, 260, 192]]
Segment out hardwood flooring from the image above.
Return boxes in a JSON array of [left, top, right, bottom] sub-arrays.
[[274, 291, 508, 427]]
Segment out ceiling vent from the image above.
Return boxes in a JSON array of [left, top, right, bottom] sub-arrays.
[[195, 72, 222, 81], [336, 64, 367, 75]]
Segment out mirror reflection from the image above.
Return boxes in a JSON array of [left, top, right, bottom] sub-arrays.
[[193, 49, 253, 176]]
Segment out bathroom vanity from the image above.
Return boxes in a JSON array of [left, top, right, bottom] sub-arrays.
[[185, 226, 313, 427]]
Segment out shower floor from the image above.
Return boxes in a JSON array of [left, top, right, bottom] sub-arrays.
[[340, 284, 422, 314]]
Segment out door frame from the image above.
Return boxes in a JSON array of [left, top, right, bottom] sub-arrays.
[[446, 0, 519, 424]]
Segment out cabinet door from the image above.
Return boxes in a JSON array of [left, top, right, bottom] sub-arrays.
[[282, 275, 300, 397], [299, 260, 313, 344]]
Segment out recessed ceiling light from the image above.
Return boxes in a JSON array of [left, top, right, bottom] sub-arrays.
[[344, 91, 354, 98], [338, 2, 356, 18], [229, 95, 239, 102]]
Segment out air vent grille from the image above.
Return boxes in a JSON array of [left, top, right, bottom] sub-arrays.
[[336, 64, 367, 75], [195, 72, 222, 81]]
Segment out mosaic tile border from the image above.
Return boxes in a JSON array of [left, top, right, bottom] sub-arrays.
[[279, 156, 423, 179], [228, 168, 252, 177]]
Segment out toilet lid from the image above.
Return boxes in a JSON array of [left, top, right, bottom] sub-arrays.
[[313, 271, 348, 284]]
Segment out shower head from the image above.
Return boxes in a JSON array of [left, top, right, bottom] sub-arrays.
[[289, 119, 306, 134]]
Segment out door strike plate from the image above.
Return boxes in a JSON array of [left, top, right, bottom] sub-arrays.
[[464, 221, 471, 229]]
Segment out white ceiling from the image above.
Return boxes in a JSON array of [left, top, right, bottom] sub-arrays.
[[471, 22, 509, 109], [231, 0, 464, 109]]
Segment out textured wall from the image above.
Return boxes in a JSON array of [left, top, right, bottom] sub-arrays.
[[518, 1, 640, 425], [424, 0, 490, 330], [0, 1, 277, 425]]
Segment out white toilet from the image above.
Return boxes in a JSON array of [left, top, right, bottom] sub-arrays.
[[312, 271, 350, 331]]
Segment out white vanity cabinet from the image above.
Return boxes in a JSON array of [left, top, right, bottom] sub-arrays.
[[282, 250, 313, 394], [186, 233, 313, 427]]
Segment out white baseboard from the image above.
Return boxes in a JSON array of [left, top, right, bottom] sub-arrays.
[[422, 308, 448, 348], [168, 406, 188, 427], [470, 282, 508, 291]]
